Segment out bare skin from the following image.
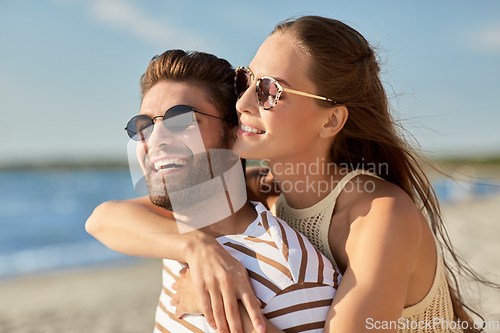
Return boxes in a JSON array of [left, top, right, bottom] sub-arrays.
[[88, 197, 266, 333], [87, 80, 266, 333], [171, 266, 283, 333], [88, 168, 436, 333], [173, 169, 437, 332], [172, 32, 439, 332], [89, 32, 440, 333]]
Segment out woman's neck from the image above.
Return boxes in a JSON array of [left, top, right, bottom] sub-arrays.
[[268, 156, 348, 209]]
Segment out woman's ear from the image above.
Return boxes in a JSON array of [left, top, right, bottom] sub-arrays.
[[319, 105, 348, 139]]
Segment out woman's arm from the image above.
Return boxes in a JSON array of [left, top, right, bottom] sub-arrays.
[[245, 166, 280, 209], [85, 197, 265, 333], [324, 188, 423, 332], [86, 197, 186, 259], [170, 179, 424, 333]]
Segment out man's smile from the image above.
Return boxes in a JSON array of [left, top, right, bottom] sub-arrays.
[[151, 156, 189, 174]]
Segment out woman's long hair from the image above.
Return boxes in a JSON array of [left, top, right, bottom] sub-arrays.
[[272, 16, 498, 332]]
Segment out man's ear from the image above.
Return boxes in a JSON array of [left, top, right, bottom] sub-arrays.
[[319, 105, 348, 139]]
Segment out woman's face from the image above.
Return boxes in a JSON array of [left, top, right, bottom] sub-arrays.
[[233, 33, 330, 164]]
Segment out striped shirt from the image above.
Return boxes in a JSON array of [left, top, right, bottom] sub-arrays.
[[154, 202, 342, 333]]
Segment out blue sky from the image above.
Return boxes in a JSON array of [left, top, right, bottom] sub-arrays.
[[1, 0, 499, 166]]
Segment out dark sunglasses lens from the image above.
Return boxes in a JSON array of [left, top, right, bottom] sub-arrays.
[[235, 68, 251, 97], [257, 78, 278, 110], [127, 115, 153, 141], [164, 105, 193, 132]]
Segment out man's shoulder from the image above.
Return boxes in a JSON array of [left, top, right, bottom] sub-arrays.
[[233, 204, 339, 328], [260, 206, 338, 281], [220, 202, 339, 289]]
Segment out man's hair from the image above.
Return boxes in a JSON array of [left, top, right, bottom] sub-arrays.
[[140, 50, 238, 138]]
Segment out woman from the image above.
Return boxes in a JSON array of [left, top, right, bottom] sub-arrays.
[[87, 16, 491, 333]]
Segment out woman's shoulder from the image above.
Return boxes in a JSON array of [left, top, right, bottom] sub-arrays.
[[344, 174, 420, 216], [340, 174, 424, 250]]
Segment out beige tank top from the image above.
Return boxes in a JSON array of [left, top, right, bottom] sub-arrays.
[[271, 169, 461, 332]]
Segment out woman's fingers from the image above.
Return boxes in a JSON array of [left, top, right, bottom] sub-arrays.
[[191, 271, 217, 330], [179, 266, 188, 275], [231, 266, 265, 333], [174, 306, 186, 319], [170, 291, 180, 306], [211, 290, 230, 333], [171, 290, 186, 319], [173, 294, 186, 319], [221, 286, 244, 333], [199, 289, 216, 330], [240, 292, 266, 333], [184, 240, 263, 333]]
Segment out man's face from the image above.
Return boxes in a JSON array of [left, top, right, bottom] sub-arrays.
[[136, 80, 228, 209]]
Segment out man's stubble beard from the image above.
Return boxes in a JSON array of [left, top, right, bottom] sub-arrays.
[[145, 151, 212, 210], [145, 131, 229, 211]]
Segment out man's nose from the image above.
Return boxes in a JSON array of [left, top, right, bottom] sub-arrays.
[[147, 122, 175, 148]]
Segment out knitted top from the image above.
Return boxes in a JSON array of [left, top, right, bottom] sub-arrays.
[[271, 169, 462, 332]]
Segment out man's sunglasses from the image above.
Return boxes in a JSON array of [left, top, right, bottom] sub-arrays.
[[125, 104, 235, 141], [234, 66, 338, 111]]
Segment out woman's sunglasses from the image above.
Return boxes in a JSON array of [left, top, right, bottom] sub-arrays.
[[125, 104, 234, 141], [234, 66, 338, 110]]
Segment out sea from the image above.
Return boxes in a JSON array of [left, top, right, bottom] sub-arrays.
[[0, 168, 498, 280], [0, 169, 138, 280]]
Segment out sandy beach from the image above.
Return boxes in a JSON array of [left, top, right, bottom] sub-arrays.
[[1, 195, 499, 333], [0, 259, 162, 333], [440, 195, 500, 326]]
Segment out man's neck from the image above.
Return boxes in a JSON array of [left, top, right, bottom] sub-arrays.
[[197, 201, 257, 238]]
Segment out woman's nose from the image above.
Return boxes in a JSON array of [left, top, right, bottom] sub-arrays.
[[236, 83, 259, 115]]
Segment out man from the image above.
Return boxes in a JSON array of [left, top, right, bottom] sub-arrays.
[[91, 49, 341, 333]]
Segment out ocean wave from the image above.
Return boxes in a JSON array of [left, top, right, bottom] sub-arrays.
[[0, 240, 129, 278]]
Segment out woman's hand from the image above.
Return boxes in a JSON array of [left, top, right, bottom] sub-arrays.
[[171, 266, 203, 316], [182, 232, 266, 333], [172, 271, 282, 333], [87, 198, 265, 332]]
